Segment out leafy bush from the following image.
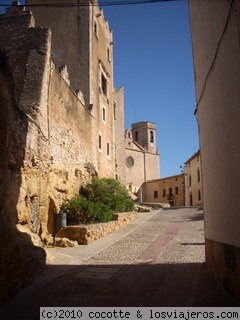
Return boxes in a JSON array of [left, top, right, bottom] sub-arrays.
[[61, 177, 134, 225], [60, 195, 113, 225], [80, 177, 134, 213], [60, 195, 90, 225], [88, 201, 113, 223]]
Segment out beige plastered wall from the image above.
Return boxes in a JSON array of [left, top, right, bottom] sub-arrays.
[[184, 151, 203, 207], [189, 0, 240, 302], [142, 174, 184, 206]]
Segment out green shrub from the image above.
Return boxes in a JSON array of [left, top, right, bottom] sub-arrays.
[[60, 195, 113, 225], [80, 177, 134, 213], [87, 201, 113, 223], [60, 195, 90, 225], [61, 177, 134, 225]]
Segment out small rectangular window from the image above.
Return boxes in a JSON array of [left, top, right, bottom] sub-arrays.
[[135, 131, 138, 141], [107, 47, 111, 61], [175, 187, 178, 195], [150, 130, 154, 143], [101, 73, 107, 96], [98, 135, 102, 150], [154, 191, 158, 198], [198, 190, 201, 201], [107, 142, 110, 156], [197, 169, 200, 182], [168, 188, 173, 200], [189, 175, 192, 187], [103, 107, 106, 122], [113, 101, 116, 120], [163, 189, 166, 197], [93, 21, 99, 40]]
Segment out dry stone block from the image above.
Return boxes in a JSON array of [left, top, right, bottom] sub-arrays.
[[55, 237, 78, 247], [56, 211, 137, 245]]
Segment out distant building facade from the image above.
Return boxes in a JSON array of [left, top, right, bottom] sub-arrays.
[[125, 121, 160, 194], [142, 174, 184, 206], [184, 150, 203, 207]]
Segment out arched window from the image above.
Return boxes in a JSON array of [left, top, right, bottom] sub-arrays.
[[135, 131, 138, 141], [101, 73, 107, 96], [150, 130, 154, 143]]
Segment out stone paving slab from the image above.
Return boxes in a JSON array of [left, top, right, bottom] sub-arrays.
[[74, 271, 115, 280], [74, 265, 124, 280]]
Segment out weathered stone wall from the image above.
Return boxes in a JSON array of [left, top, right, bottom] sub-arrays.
[[0, 9, 50, 100], [40, 67, 98, 238], [15, 63, 100, 239], [0, 2, 124, 303], [27, 0, 90, 102], [0, 7, 99, 303], [0, 6, 103, 240], [57, 211, 137, 244], [27, 0, 116, 179], [0, 8, 52, 303], [0, 65, 46, 305], [114, 86, 126, 185]]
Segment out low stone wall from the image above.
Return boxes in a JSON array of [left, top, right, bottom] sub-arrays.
[[57, 211, 137, 245]]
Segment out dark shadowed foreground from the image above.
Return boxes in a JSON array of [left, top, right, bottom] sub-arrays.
[[0, 208, 236, 319]]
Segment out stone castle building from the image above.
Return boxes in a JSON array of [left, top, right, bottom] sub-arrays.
[[0, 0, 125, 303], [125, 121, 160, 195], [26, 0, 125, 179]]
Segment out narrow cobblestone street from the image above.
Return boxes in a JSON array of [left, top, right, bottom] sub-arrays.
[[0, 208, 237, 319]]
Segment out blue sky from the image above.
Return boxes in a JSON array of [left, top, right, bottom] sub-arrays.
[[0, 0, 199, 178], [103, 0, 199, 177]]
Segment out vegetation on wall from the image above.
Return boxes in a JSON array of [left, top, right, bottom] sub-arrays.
[[60, 177, 134, 225]]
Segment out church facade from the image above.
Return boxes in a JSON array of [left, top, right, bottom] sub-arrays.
[[125, 121, 160, 196]]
